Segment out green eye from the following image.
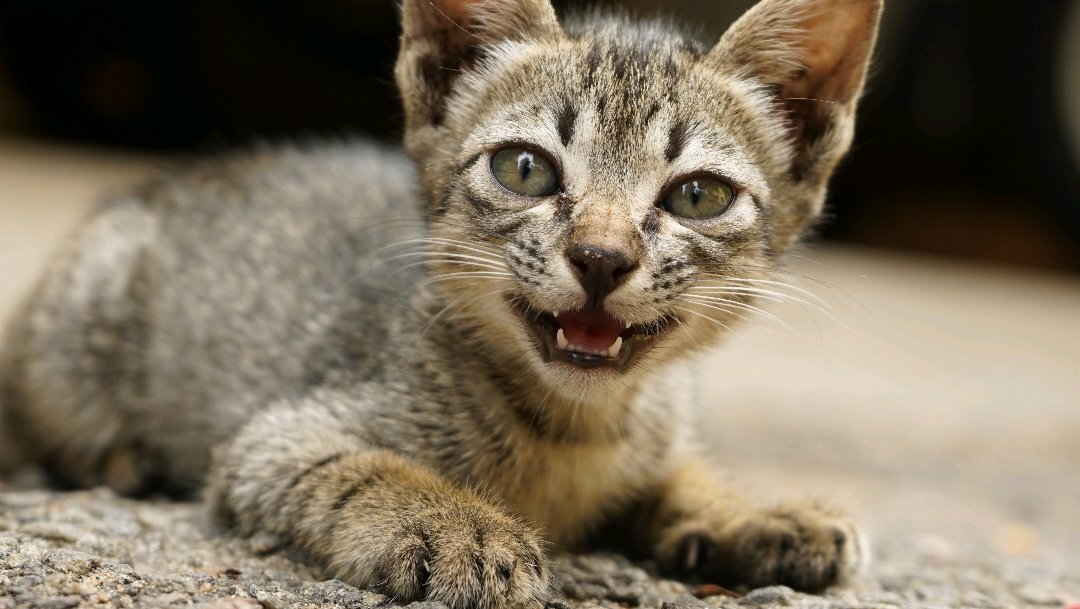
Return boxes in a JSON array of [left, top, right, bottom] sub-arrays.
[[490, 147, 559, 197], [660, 177, 736, 219]]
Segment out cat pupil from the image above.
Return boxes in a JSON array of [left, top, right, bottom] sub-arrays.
[[682, 181, 702, 206], [517, 152, 534, 181]]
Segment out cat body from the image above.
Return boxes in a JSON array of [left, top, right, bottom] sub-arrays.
[[0, 1, 882, 607]]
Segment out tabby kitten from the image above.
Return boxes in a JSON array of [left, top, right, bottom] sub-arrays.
[[0, 0, 882, 607]]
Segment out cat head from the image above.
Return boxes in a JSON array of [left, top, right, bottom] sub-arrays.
[[395, 0, 881, 400]]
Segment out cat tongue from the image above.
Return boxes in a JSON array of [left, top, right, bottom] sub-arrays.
[[557, 308, 624, 351]]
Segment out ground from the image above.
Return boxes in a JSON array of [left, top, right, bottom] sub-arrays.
[[1, 450, 1077, 609], [1, 139, 1079, 608]]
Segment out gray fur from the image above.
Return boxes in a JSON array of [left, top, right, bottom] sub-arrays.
[[0, 0, 882, 607]]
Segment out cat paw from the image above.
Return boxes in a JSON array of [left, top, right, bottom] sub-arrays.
[[357, 505, 552, 609], [658, 502, 866, 592]]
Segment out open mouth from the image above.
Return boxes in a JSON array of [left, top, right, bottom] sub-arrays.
[[510, 298, 675, 371]]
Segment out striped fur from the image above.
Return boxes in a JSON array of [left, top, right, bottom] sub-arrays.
[[0, 0, 881, 606]]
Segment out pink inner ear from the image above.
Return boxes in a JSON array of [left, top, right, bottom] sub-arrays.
[[788, 9, 877, 104], [431, 0, 479, 28]]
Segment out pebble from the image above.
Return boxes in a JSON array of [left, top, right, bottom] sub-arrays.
[[43, 549, 99, 575], [1015, 584, 1065, 606], [18, 522, 84, 543], [660, 597, 708, 609], [33, 595, 81, 609], [742, 586, 796, 605]]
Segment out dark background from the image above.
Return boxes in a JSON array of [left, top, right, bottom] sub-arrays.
[[1, 0, 1077, 271]]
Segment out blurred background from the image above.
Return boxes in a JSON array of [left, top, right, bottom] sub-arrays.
[[0, 0, 1078, 271]]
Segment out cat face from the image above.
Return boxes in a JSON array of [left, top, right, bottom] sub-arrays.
[[395, 0, 881, 397]]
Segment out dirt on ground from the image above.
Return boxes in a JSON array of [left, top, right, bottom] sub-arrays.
[[2, 432, 1077, 609]]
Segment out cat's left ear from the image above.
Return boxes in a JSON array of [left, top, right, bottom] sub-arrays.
[[709, 0, 883, 181], [396, 0, 562, 130]]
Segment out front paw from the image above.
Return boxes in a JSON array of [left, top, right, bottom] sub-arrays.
[[657, 502, 866, 593], [351, 503, 551, 609]]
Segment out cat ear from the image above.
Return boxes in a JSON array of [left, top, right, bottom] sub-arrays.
[[396, 0, 562, 129], [709, 0, 883, 181]]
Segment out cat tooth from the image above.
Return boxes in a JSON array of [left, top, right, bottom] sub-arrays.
[[553, 311, 560, 319], [556, 328, 568, 350], [608, 336, 623, 358], [625, 320, 632, 329]]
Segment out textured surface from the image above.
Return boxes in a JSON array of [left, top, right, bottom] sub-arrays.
[[2, 139, 1079, 608], [1, 461, 1078, 609]]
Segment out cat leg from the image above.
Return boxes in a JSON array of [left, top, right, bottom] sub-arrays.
[[208, 399, 551, 609], [638, 460, 866, 593], [0, 198, 173, 492]]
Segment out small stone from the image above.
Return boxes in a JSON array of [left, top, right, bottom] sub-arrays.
[[43, 549, 99, 575], [34, 596, 82, 609], [660, 597, 708, 609], [254, 590, 286, 609], [73, 581, 97, 595], [1015, 584, 1064, 606], [742, 586, 795, 605], [0, 490, 52, 508], [19, 522, 84, 543]]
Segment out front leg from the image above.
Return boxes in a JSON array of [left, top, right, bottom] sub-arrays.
[[208, 401, 551, 609], [639, 460, 866, 593]]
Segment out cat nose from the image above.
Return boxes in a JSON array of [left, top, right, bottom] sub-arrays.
[[566, 245, 638, 307]]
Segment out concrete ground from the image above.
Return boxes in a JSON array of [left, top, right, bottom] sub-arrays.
[[1, 137, 1078, 608]]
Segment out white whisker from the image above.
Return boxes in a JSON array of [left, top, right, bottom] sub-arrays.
[[672, 306, 735, 333], [680, 294, 793, 331], [384, 251, 508, 272]]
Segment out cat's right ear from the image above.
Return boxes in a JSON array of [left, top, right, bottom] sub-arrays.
[[396, 0, 562, 130], [709, 0, 883, 183]]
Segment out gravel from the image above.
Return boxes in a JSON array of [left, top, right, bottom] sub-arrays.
[[3, 463, 1077, 609]]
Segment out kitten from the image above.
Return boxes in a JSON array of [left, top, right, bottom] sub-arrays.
[[0, 0, 882, 607]]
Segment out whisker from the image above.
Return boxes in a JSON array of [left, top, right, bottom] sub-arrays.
[[680, 294, 793, 331], [687, 285, 788, 304], [703, 276, 834, 310], [382, 252, 508, 272], [419, 286, 515, 339], [376, 236, 504, 258], [415, 270, 515, 281], [672, 306, 735, 333], [687, 284, 828, 313], [392, 259, 511, 275]]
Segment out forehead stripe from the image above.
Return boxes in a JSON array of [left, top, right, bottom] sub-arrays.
[[557, 101, 577, 147], [664, 119, 690, 163]]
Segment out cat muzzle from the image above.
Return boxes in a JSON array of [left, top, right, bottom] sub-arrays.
[[509, 298, 674, 372]]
